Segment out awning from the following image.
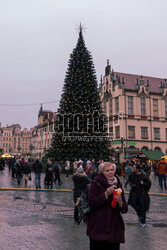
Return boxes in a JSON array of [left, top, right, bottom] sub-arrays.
[[142, 150, 164, 160]]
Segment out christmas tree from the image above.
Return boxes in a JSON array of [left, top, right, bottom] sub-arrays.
[[47, 25, 110, 161]]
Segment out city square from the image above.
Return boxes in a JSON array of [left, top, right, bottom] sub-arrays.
[[0, 1, 167, 249], [0, 168, 167, 250]]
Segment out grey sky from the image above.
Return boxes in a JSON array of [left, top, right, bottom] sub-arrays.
[[0, 0, 167, 129]]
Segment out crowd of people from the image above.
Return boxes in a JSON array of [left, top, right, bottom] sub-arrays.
[[0, 155, 167, 249], [0, 156, 62, 189]]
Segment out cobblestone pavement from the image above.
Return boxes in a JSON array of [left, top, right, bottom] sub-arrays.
[[0, 167, 167, 250]]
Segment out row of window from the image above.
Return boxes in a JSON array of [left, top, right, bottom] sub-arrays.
[[22, 138, 30, 142], [2, 137, 12, 141], [111, 126, 166, 140], [3, 143, 11, 147], [2, 137, 30, 142], [3, 133, 12, 136], [2, 143, 30, 148], [38, 125, 54, 134], [104, 96, 167, 117]]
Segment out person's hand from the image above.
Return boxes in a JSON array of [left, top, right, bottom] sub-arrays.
[[140, 180, 144, 185], [105, 186, 115, 197], [116, 194, 123, 207]]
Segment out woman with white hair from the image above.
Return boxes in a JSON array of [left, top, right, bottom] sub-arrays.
[[87, 162, 128, 250]]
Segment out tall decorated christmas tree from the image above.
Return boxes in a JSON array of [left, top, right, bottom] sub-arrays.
[[47, 26, 110, 161]]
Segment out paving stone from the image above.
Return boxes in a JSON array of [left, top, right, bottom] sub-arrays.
[[0, 168, 167, 249]]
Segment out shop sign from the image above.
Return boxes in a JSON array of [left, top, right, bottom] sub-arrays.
[[128, 141, 136, 146], [110, 141, 121, 145]]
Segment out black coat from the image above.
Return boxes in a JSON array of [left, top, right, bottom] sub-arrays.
[[32, 160, 42, 173], [22, 163, 31, 175], [128, 172, 151, 211], [72, 173, 90, 202]]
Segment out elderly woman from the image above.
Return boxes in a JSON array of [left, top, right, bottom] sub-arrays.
[[87, 162, 128, 250]]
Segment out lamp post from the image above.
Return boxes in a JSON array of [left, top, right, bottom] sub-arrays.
[[121, 137, 126, 157]]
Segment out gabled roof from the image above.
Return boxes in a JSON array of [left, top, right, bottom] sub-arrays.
[[114, 72, 164, 94]]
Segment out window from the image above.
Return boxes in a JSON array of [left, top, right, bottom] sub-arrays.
[[128, 96, 133, 115], [153, 99, 158, 117], [109, 99, 112, 115], [115, 97, 119, 114], [109, 127, 113, 138], [140, 96, 146, 116], [128, 126, 135, 138], [165, 98, 167, 117], [154, 128, 160, 140], [141, 127, 148, 139], [115, 126, 120, 138]]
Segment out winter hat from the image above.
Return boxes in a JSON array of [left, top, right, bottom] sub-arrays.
[[77, 166, 84, 173]]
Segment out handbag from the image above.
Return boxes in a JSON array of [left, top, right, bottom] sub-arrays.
[[28, 175, 32, 181], [75, 192, 91, 225]]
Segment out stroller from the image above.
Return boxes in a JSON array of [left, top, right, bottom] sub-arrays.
[[44, 167, 53, 188]]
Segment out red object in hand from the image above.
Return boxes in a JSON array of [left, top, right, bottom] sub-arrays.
[[111, 190, 117, 207], [111, 188, 122, 208]]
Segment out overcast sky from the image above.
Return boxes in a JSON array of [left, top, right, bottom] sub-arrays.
[[0, 0, 167, 129]]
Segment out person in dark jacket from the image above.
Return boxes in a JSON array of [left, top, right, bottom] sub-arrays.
[[32, 159, 42, 188], [72, 166, 91, 202], [16, 158, 23, 185], [72, 166, 91, 223], [53, 161, 62, 185], [87, 162, 128, 250], [22, 159, 31, 186], [128, 164, 151, 227], [44, 160, 54, 188]]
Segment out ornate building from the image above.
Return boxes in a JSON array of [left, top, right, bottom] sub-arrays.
[[0, 124, 33, 155], [31, 105, 56, 159], [99, 61, 167, 160]]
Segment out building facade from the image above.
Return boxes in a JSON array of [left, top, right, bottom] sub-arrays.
[[0, 106, 56, 158], [31, 105, 56, 159], [0, 124, 33, 155], [99, 61, 167, 160]]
